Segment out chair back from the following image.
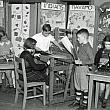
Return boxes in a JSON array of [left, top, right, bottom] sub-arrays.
[[14, 56, 27, 89]]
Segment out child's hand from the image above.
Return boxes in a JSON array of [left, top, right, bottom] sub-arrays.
[[75, 59, 82, 64], [34, 53, 41, 57]]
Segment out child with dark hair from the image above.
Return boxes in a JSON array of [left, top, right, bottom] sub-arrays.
[[19, 38, 49, 86], [0, 27, 14, 90], [94, 34, 110, 108], [69, 28, 94, 110], [32, 24, 63, 52]]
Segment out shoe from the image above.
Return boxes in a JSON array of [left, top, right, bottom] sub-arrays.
[[99, 96, 103, 103], [102, 99, 107, 108], [68, 100, 80, 108], [99, 92, 104, 103], [76, 104, 87, 110]]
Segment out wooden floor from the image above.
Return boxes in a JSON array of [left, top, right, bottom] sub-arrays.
[[0, 87, 110, 110]]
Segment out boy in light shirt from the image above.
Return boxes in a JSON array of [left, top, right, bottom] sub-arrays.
[[32, 24, 63, 52]]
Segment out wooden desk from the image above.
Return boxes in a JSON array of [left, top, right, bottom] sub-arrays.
[[0, 62, 14, 70], [40, 53, 74, 104], [0, 61, 14, 87], [87, 70, 110, 110]]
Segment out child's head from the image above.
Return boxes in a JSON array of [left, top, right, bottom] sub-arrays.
[[24, 38, 37, 49], [76, 28, 89, 44], [42, 24, 51, 37], [102, 34, 110, 50]]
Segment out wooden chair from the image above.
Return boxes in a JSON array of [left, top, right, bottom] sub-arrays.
[[14, 56, 46, 110]]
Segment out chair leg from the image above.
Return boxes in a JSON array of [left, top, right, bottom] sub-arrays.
[[33, 87, 36, 96], [15, 89, 19, 103], [95, 82, 99, 108], [43, 83, 46, 106], [22, 91, 27, 110]]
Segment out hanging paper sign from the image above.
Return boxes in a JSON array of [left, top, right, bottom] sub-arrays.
[[0, 1, 3, 7], [40, 2, 66, 30], [67, 5, 95, 34], [11, 4, 30, 56], [41, 2, 65, 11], [67, 5, 95, 48]]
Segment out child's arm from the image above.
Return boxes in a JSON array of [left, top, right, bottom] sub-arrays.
[[86, 46, 94, 64]]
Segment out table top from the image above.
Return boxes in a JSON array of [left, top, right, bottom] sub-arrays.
[[48, 54, 71, 60], [40, 53, 73, 60], [40, 53, 73, 64], [87, 70, 110, 77], [0, 61, 14, 70]]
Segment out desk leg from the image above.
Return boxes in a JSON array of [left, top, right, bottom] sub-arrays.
[[64, 64, 73, 100], [88, 76, 93, 110], [95, 81, 99, 108], [70, 65, 75, 96], [49, 58, 54, 103]]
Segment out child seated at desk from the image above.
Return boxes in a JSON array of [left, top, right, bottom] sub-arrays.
[[94, 34, 110, 108], [32, 23, 63, 53], [19, 38, 49, 86], [0, 27, 14, 91]]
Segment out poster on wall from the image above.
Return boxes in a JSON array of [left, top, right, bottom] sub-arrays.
[[40, 2, 66, 31], [98, 3, 110, 42], [11, 4, 30, 56], [0, 1, 4, 26], [67, 5, 95, 47]]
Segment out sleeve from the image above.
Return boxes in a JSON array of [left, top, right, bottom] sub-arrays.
[[25, 53, 47, 71], [86, 46, 94, 64]]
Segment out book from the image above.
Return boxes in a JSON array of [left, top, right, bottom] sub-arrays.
[[60, 36, 78, 60]]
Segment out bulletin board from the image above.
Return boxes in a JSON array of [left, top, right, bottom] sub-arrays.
[[37, 2, 66, 32], [98, 2, 110, 34], [67, 5, 95, 47], [11, 4, 30, 56], [98, 2, 110, 42]]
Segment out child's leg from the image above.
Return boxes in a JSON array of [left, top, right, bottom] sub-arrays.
[[68, 89, 82, 108], [5, 70, 13, 87], [69, 66, 82, 108], [82, 91, 88, 109], [98, 83, 105, 103], [76, 91, 88, 110], [76, 90, 82, 102], [76, 66, 89, 110], [102, 83, 110, 108], [100, 83, 105, 96]]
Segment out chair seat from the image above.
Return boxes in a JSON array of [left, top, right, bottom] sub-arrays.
[[27, 82, 45, 87], [18, 80, 45, 88]]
